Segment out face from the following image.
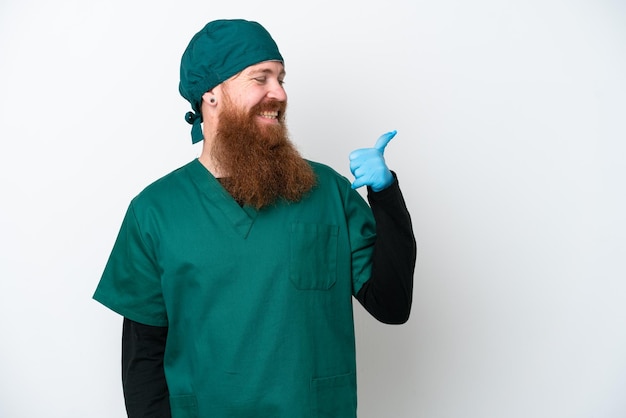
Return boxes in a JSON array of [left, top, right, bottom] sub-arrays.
[[206, 61, 316, 209], [217, 61, 287, 128]]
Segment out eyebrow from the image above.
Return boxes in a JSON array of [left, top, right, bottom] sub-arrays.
[[248, 68, 286, 78]]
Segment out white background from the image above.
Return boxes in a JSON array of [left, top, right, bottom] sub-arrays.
[[1, 1, 625, 417]]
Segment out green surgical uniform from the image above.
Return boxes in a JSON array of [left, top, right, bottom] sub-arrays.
[[93, 159, 376, 417]]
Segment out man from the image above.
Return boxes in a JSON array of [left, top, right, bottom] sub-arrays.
[[94, 19, 416, 418]]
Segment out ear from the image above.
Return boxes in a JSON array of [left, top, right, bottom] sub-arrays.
[[202, 91, 217, 106]]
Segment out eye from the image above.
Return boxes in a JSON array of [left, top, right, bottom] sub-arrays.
[[252, 76, 285, 86]]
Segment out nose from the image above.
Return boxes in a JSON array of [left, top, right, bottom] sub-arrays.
[[267, 81, 287, 102]]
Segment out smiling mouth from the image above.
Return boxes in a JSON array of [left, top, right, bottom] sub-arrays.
[[258, 110, 279, 120]]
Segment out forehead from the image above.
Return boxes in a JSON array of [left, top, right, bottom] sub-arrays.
[[242, 60, 285, 76]]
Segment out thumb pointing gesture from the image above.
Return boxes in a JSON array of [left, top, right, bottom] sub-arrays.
[[349, 130, 397, 192], [374, 130, 396, 153]]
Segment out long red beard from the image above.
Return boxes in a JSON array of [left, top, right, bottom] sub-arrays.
[[211, 97, 316, 209]]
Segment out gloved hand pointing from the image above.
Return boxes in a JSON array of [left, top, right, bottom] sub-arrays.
[[349, 130, 397, 192]]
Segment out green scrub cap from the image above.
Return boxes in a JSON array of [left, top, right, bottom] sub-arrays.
[[179, 19, 284, 144]]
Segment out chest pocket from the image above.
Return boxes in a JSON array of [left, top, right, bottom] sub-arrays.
[[289, 223, 339, 290]]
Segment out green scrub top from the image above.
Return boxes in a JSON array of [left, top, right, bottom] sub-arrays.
[[94, 159, 376, 418]]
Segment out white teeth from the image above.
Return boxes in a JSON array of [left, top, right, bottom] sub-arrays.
[[259, 111, 278, 119]]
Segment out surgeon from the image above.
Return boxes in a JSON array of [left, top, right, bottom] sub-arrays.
[[94, 19, 416, 418]]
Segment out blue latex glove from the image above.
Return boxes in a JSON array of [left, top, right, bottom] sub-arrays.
[[349, 130, 397, 192]]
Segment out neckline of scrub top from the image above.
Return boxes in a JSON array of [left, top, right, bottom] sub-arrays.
[[188, 158, 258, 239]]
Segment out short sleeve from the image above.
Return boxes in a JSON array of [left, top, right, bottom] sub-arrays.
[[93, 202, 168, 327], [344, 184, 376, 296]]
